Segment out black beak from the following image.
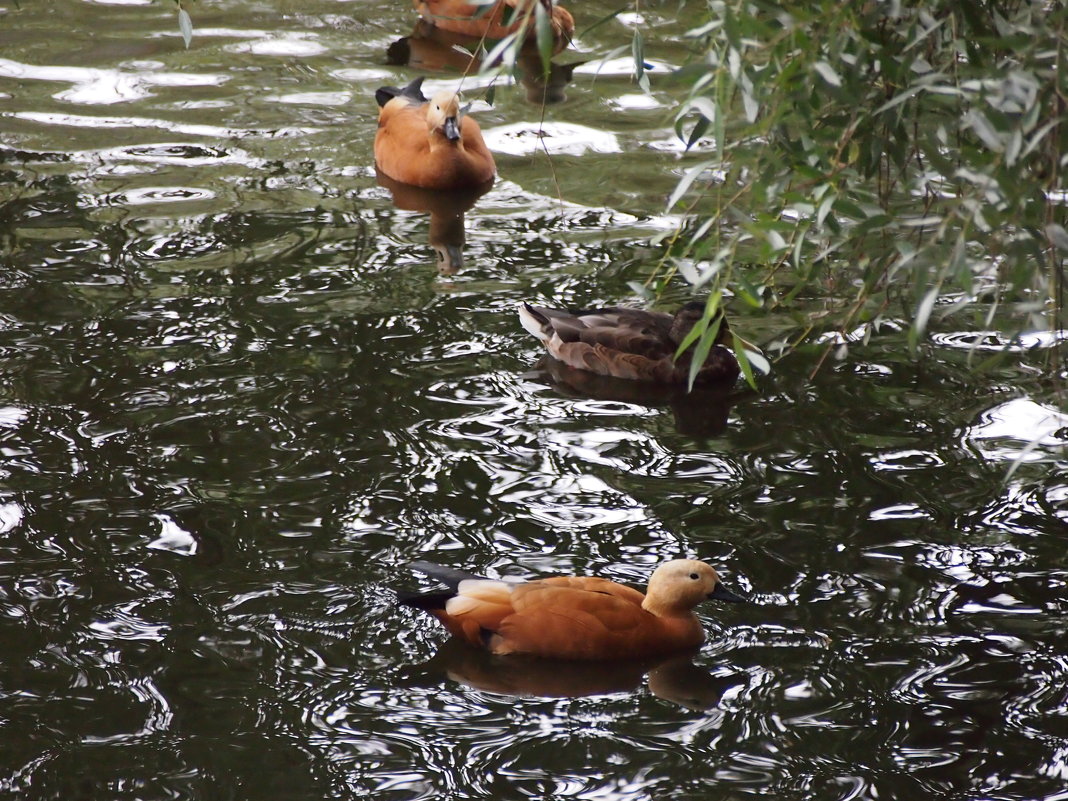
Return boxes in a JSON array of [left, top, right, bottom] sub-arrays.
[[434, 243, 464, 274], [708, 582, 745, 603], [443, 116, 460, 141]]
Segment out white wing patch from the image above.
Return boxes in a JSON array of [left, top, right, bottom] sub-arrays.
[[518, 305, 549, 343], [445, 579, 514, 617]]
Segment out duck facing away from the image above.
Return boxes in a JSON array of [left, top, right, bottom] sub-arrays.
[[399, 559, 743, 661], [519, 301, 741, 385], [414, 0, 574, 42], [374, 77, 496, 190]]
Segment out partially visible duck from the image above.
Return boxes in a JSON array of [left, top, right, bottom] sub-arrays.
[[386, 20, 579, 104], [374, 77, 496, 190], [519, 301, 741, 385], [399, 559, 743, 661], [414, 0, 574, 42]]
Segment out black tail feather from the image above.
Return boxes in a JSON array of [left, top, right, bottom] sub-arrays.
[[397, 590, 454, 611], [397, 561, 490, 610], [409, 561, 486, 591], [375, 76, 427, 108]]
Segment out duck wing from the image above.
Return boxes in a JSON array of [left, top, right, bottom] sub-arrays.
[[521, 305, 685, 382], [524, 305, 676, 359], [494, 582, 654, 659]]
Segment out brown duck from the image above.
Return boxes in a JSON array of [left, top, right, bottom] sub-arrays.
[[399, 559, 743, 661], [413, 0, 575, 42], [519, 301, 740, 385], [374, 77, 496, 190]]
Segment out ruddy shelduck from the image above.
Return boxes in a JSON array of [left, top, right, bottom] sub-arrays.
[[414, 0, 574, 42], [374, 77, 496, 190], [400, 559, 743, 661], [519, 301, 741, 385]]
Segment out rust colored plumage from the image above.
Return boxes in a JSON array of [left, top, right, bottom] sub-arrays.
[[374, 77, 496, 190], [414, 0, 574, 42], [399, 560, 743, 661], [518, 301, 741, 385]]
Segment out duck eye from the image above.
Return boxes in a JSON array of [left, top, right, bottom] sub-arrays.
[[689, 572, 699, 580]]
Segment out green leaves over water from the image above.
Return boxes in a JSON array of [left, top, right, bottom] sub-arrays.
[[660, 0, 1067, 368]]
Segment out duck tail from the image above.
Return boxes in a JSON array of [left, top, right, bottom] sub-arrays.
[[398, 561, 490, 610], [374, 76, 427, 108], [396, 589, 455, 611], [518, 303, 551, 342], [409, 561, 485, 592]]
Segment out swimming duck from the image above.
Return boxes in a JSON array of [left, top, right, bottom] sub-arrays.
[[386, 20, 579, 104], [374, 77, 496, 190], [519, 301, 741, 385], [414, 0, 574, 42], [399, 559, 743, 661]]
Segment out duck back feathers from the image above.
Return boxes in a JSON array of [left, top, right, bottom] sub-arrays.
[[519, 302, 740, 385]]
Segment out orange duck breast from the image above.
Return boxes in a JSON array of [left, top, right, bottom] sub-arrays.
[[414, 0, 574, 41], [519, 301, 741, 385], [400, 559, 743, 661], [374, 77, 496, 190]]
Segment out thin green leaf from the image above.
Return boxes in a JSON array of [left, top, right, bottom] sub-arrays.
[[686, 320, 719, 391], [178, 7, 193, 48], [733, 335, 757, 389], [874, 84, 922, 114], [816, 193, 835, 228], [685, 116, 711, 150], [1046, 224, 1068, 252], [575, 7, 627, 38], [1003, 431, 1049, 484], [911, 286, 940, 349], [742, 345, 770, 375], [965, 109, 1004, 151], [534, 1, 552, 77], [481, 32, 523, 74], [813, 60, 842, 87], [632, 30, 645, 82], [666, 160, 715, 212]]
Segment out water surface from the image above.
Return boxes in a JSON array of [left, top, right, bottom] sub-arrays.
[[2, 1, 1067, 799]]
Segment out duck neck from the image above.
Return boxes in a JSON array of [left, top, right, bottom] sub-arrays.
[[641, 596, 691, 618]]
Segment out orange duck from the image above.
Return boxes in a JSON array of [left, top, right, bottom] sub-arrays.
[[414, 0, 574, 42], [399, 559, 743, 661], [374, 77, 496, 190], [519, 301, 741, 385]]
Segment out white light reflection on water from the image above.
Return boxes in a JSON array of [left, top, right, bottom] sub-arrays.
[[225, 33, 328, 58], [965, 397, 1068, 462], [0, 57, 227, 104], [483, 122, 622, 156], [10, 110, 319, 139], [932, 329, 1068, 351]]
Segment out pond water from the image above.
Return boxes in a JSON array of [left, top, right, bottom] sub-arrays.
[[2, 1, 1068, 800]]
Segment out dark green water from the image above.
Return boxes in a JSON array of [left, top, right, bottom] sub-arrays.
[[2, 2, 1067, 799]]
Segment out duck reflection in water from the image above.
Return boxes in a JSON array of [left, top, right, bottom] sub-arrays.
[[376, 168, 492, 273], [402, 637, 743, 711], [387, 18, 581, 105], [526, 355, 741, 437]]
